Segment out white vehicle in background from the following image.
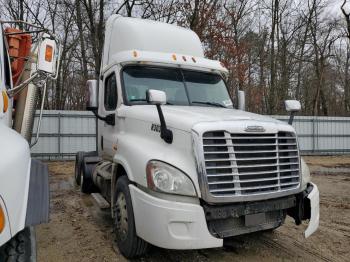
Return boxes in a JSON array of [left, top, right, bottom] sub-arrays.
[[77, 15, 319, 259], [0, 21, 60, 261]]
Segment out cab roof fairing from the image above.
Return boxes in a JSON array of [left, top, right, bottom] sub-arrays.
[[101, 50, 229, 77]]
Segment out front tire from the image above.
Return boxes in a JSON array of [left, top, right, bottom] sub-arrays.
[[114, 176, 148, 259], [0, 227, 36, 262]]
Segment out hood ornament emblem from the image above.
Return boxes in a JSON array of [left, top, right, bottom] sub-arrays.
[[245, 125, 265, 132]]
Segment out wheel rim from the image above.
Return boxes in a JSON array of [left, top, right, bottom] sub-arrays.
[[115, 192, 128, 241]]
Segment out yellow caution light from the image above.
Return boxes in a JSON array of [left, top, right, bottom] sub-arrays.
[[172, 54, 177, 61], [45, 44, 53, 62], [2, 90, 9, 113], [0, 205, 5, 233], [133, 50, 138, 58]]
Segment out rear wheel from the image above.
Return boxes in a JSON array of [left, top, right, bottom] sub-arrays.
[[114, 176, 148, 259], [81, 160, 97, 194], [74, 152, 84, 186], [76, 151, 98, 186], [0, 227, 36, 262]]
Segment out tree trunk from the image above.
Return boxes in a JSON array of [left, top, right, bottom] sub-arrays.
[[76, 0, 88, 80]]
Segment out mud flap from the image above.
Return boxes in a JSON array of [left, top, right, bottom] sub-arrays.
[[25, 160, 49, 226], [304, 183, 319, 238]]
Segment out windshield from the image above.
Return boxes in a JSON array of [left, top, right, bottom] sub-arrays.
[[122, 66, 233, 108]]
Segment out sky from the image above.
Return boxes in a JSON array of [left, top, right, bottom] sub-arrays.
[[329, 0, 349, 16]]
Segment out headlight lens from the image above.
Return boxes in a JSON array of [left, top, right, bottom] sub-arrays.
[[146, 160, 197, 196], [301, 157, 311, 187]]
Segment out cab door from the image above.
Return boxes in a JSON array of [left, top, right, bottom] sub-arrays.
[[100, 70, 118, 158]]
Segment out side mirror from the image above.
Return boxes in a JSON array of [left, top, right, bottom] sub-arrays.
[[37, 34, 58, 76], [86, 80, 98, 111], [237, 90, 245, 111], [285, 100, 301, 112], [285, 100, 301, 125], [146, 89, 166, 105]]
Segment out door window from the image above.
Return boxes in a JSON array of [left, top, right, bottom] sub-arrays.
[[104, 73, 117, 111]]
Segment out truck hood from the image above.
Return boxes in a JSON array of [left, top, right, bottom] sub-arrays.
[[120, 105, 284, 132]]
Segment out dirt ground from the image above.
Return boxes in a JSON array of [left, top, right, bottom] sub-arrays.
[[36, 156, 350, 262]]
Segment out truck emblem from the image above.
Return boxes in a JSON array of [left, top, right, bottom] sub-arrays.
[[245, 125, 265, 132], [151, 124, 161, 133]]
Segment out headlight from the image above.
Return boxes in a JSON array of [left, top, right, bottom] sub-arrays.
[[146, 160, 197, 196], [301, 158, 311, 187]]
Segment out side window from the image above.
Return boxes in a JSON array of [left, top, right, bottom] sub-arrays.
[[104, 73, 117, 111]]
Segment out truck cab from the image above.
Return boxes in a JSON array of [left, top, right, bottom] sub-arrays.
[[78, 15, 319, 259]]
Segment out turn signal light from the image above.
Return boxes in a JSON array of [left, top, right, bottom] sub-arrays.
[[2, 90, 8, 113], [45, 44, 53, 62], [0, 206, 5, 233]]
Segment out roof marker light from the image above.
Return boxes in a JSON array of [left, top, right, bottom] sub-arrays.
[[172, 54, 177, 61], [182, 56, 187, 62], [133, 50, 138, 58], [191, 57, 196, 63]]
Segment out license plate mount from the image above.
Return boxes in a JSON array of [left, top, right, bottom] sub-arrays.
[[245, 213, 266, 227]]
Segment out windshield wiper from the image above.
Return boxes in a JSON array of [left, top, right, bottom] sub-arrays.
[[191, 101, 227, 108], [129, 98, 173, 105]]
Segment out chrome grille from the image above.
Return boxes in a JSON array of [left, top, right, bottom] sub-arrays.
[[202, 131, 300, 197]]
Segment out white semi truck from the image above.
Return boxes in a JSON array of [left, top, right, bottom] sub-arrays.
[[0, 21, 59, 261], [77, 15, 319, 259]]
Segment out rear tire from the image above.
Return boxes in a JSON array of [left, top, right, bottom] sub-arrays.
[[74, 152, 84, 186], [81, 160, 97, 194], [0, 227, 36, 262], [114, 176, 148, 259]]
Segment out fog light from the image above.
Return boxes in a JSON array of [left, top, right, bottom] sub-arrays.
[[0, 206, 5, 233]]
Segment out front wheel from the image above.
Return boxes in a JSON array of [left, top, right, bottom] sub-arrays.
[[114, 176, 148, 259], [0, 227, 36, 262]]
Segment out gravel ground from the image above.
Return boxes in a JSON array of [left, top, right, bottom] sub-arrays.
[[36, 157, 350, 262]]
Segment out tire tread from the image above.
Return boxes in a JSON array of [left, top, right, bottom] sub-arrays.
[[115, 176, 148, 258], [0, 227, 33, 262]]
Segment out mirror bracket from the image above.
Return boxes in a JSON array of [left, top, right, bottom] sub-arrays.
[[156, 104, 173, 144], [288, 112, 296, 125], [92, 110, 115, 126]]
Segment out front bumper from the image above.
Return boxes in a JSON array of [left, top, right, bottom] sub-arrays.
[[129, 182, 319, 250], [129, 185, 222, 249], [304, 183, 320, 238]]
